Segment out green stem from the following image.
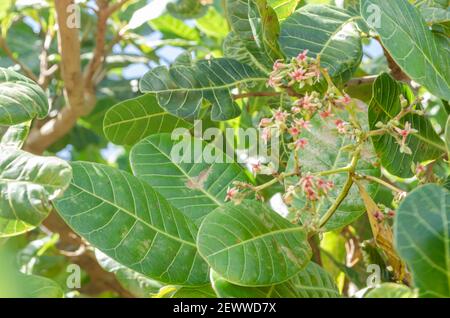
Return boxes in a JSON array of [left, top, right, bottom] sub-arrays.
[[253, 172, 298, 192], [318, 149, 361, 229], [318, 175, 354, 229], [355, 174, 406, 194]]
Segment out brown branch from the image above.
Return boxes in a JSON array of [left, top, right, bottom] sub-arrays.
[[43, 212, 135, 298], [25, 0, 130, 154], [25, 0, 85, 154], [38, 28, 56, 89], [344, 75, 378, 87], [378, 39, 410, 82]]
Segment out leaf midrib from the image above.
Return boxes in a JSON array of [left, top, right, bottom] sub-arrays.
[[139, 138, 224, 207], [204, 227, 302, 258], [143, 77, 267, 94], [68, 182, 197, 248]]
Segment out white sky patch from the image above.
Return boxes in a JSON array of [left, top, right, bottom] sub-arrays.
[[270, 193, 289, 218]]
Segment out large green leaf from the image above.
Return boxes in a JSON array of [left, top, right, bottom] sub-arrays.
[[417, 2, 450, 25], [103, 94, 192, 146], [171, 285, 217, 298], [0, 147, 72, 226], [139, 58, 266, 121], [268, 0, 300, 20], [54, 162, 209, 286], [287, 112, 380, 231], [166, 0, 208, 19], [368, 73, 444, 178], [0, 121, 30, 148], [196, 7, 229, 40], [394, 184, 450, 297], [225, 0, 284, 72], [95, 249, 163, 297], [130, 133, 250, 223], [445, 115, 450, 157], [140, 58, 267, 121], [14, 273, 63, 298], [149, 14, 200, 42], [364, 283, 417, 298], [279, 4, 363, 83], [197, 200, 312, 286], [211, 262, 339, 298], [223, 32, 258, 70], [0, 68, 48, 125], [361, 0, 450, 101], [0, 217, 34, 238]]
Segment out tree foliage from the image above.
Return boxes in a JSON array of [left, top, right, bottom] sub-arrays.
[[0, 0, 449, 299]]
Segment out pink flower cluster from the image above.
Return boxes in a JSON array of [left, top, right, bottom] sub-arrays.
[[268, 50, 321, 89], [298, 175, 334, 201]]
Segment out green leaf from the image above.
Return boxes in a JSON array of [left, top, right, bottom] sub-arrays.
[[419, 3, 450, 24], [0, 68, 48, 125], [0, 121, 30, 148], [139, 58, 266, 121], [287, 112, 380, 231], [197, 200, 312, 286], [211, 261, 339, 297], [445, 115, 450, 157], [54, 162, 209, 286], [225, 0, 284, 72], [280, 4, 363, 83], [364, 283, 417, 298], [196, 7, 229, 39], [167, 0, 208, 19], [15, 273, 63, 298], [0, 217, 34, 238], [171, 285, 217, 298], [149, 14, 200, 42], [103, 94, 192, 146], [268, 0, 300, 21], [368, 73, 445, 178], [223, 32, 259, 69], [130, 133, 250, 223], [0, 147, 72, 226], [361, 0, 450, 101], [394, 184, 450, 297], [95, 249, 163, 297]]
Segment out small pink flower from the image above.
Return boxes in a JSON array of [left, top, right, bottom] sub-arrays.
[[337, 94, 352, 105], [394, 121, 417, 148], [267, 76, 278, 88], [305, 188, 317, 201], [415, 164, 425, 176], [296, 94, 314, 110], [259, 117, 272, 127], [320, 110, 332, 119], [290, 68, 306, 82], [291, 106, 302, 114], [273, 59, 286, 71], [299, 175, 314, 190], [295, 118, 311, 131], [251, 161, 262, 175], [317, 179, 334, 193], [289, 126, 301, 137], [334, 119, 347, 134], [294, 138, 308, 150], [296, 50, 309, 62], [387, 210, 395, 218], [273, 109, 289, 123], [225, 187, 239, 202], [373, 210, 384, 222]]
